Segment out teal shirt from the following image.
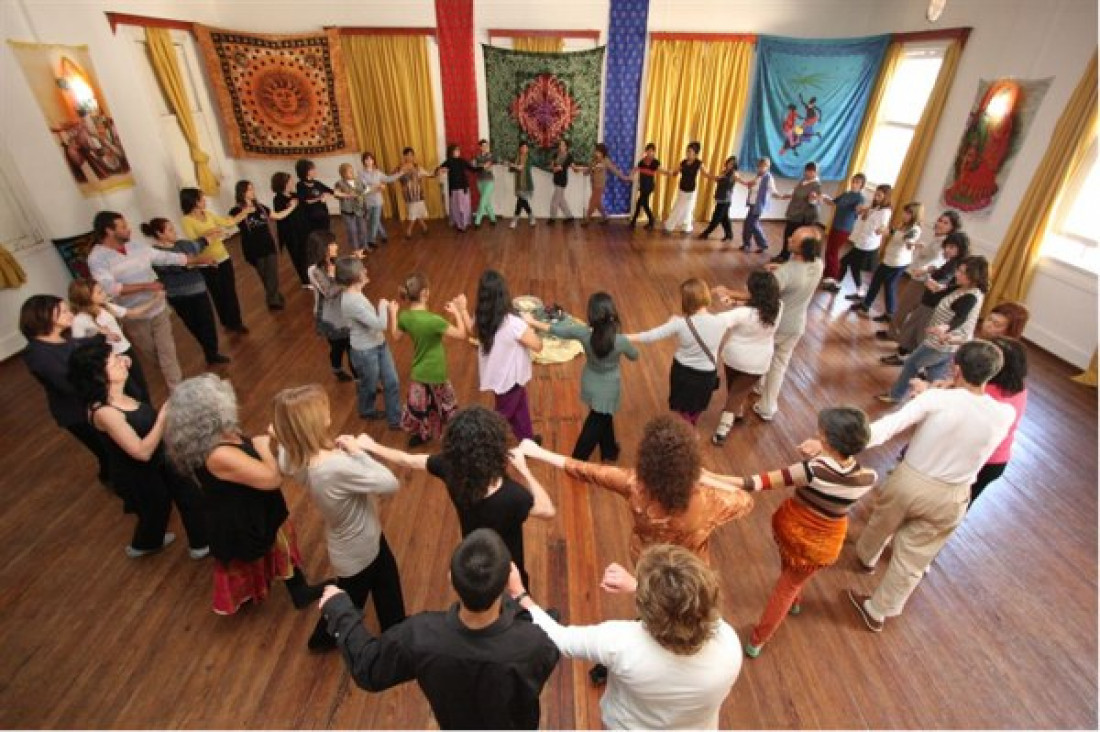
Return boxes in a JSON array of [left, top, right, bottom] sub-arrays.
[[549, 321, 639, 414], [398, 309, 450, 384]]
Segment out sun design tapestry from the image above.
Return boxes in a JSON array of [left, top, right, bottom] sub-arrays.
[[193, 25, 357, 158], [941, 77, 1052, 217], [739, 35, 889, 180], [483, 45, 606, 167]]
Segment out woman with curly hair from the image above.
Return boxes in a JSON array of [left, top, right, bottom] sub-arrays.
[[350, 405, 554, 587], [710, 270, 783, 445], [164, 374, 323, 615], [726, 407, 878, 658], [517, 414, 753, 566], [459, 269, 543, 441], [272, 385, 405, 651], [68, 339, 207, 559], [506, 544, 742, 729]]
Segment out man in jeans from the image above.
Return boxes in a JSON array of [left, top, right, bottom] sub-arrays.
[[87, 211, 211, 391], [320, 529, 560, 729], [810, 340, 1014, 632]]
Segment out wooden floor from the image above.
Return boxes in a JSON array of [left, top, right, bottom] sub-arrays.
[[1, 217, 1096, 729]]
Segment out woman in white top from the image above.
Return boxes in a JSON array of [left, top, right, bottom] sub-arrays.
[[853, 201, 924, 321], [627, 278, 742, 426], [272, 384, 405, 652], [459, 269, 543, 442], [711, 270, 783, 445], [507, 543, 742, 730], [880, 209, 962, 342], [839, 184, 892, 299], [68, 277, 154, 402]]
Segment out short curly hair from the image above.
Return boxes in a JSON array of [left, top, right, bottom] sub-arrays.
[[441, 406, 510, 511], [635, 415, 700, 513], [635, 544, 721, 655], [164, 374, 240, 476]]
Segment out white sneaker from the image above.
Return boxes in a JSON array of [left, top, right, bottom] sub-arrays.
[[126, 532, 176, 558], [752, 403, 775, 422], [510, 219, 518, 229], [189, 545, 211, 560], [529, 217, 536, 227]]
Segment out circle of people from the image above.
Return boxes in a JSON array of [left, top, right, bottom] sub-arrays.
[[19, 137, 1032, 729]]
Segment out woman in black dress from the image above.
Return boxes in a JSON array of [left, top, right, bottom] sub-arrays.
[[165, 374, 323, 615], [68, 339, 208, 558], [272, 171, 310, 287]]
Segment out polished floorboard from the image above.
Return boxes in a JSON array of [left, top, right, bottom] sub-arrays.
[[0, 217, 1096, 729]]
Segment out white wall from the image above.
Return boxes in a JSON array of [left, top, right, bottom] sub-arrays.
[[2, 0, 1095, 365]]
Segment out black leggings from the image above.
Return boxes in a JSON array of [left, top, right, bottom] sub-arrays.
[[129, 461, 208, 551], [201, 259, 245, 331], [969, 462, 1008, 506], [65, 421, 111, 482], [169, 293, 220, 362], [632, 189, 655, 225], [311, 533, 406, 640], [514, 197, 532, 217], [572, 410, 619, 461], [700, 202, 733, 239], [328, 336, 354, 374]]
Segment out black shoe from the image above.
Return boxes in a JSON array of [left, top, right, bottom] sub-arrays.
[[844, 293, 863, 301], [880, 354, 905, 366], [307, 620, 338, 653], [206, 353, 232, 365], [564, 218, 575, 225], [697, 233, 709, 240], [532, 434, 544, 446], [285, 567, 326, 610], [334, 370, 354, 382], [872, 314, 891, 323], [546, 219, 556, 226], [821, 283, 841, 293], [408, 434, 427, 448], [644, 222, 655, 230], [589, 663, 609, 686]]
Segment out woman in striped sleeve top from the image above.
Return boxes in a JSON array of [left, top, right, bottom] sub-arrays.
[[730, 407, 878, 658]]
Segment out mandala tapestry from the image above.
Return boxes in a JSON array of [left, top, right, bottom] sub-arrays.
[[193, 26, 357, 158], [483, 45, 606, 167], [739, 35, 889, 180], [941, 77, 1051, 217]]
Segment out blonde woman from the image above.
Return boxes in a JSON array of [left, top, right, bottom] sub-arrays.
[[507, 544, 742, 729], [272, 385, 406, 652]]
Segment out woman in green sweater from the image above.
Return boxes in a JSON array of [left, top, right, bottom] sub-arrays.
[[524, 292, 638, 461]]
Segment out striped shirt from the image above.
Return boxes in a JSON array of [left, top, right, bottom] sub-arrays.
[[743, 456, 877, 518], [924, 287, 983, 353]]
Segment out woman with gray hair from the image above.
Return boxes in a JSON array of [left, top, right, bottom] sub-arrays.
[[726, 407, 878, 658], [165, 374, 323, 615]]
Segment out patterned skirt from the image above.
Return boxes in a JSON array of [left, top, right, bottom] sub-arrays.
[[772, 498, 848, 572], [400, 380, 459, 440], [211, 521, 302, 616]]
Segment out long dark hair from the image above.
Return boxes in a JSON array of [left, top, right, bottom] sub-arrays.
[[441, 406, 510, 510], [234, 180, 252, 206], [988, 337, 1028, 395], [587, 292, 620, 359], [746, 270, 782, 327], [475, 270, 512, 354], [68, 338, 112, 407]]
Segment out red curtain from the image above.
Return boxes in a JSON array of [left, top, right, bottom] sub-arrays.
[[435, 0, 481, 206]]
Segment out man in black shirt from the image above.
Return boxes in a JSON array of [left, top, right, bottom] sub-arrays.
[[320, 528, 560, 730]]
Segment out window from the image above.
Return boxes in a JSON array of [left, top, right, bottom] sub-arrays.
[[862, 42, 948, 188], [1043, 137, 1099, 273], [128, 28, 224, 188]]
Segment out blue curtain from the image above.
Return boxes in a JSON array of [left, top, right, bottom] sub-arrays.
[[601, 0, 651, 214], [739, 35, 889, 180]]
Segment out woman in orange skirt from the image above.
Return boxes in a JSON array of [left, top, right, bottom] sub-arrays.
[[731, 407, 878, 657]]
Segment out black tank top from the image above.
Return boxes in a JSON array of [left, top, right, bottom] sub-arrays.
[[196, 437, 289, 563], [680, 159, 702, 192], [93, 401, 163, 484]]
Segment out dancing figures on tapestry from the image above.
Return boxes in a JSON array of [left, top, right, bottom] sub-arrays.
[[193, 26, 358, 158], [740, 35, 889, 179], [941, 77, 1051, 217], [483, 45, 606, 168]]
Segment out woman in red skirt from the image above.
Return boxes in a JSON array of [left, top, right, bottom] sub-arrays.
[[166, 374, 323, 615]]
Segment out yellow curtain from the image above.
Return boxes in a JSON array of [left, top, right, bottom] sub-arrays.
[[0, 244, 26, 289], [641, 39, 754, 221], [846, 41, 903, 182], [888, 37, 965, 226], [513, 36, 565, 53], [144, 27, 220, 195], [1072, 351, 1098, 388], [341, 34, 444, 219], [987, 52, 1098, 310]]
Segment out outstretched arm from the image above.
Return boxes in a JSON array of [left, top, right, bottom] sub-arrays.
[[351, 433, 429, 471]]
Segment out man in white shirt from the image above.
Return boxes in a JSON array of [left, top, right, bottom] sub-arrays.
[[803, 340, 1014, 631], [87, 211, 211, 391]]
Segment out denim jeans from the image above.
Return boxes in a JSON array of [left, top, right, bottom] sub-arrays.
[[365, 205, 384, 245], [862, 264, 907, 314], [888, 343, 954, 401], [350, 343, 401, 425], [343, 213, 370, 251]]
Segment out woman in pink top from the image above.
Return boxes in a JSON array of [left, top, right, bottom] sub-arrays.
[[970, 337, 1028, 505], [462, 270, 543, 441]]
